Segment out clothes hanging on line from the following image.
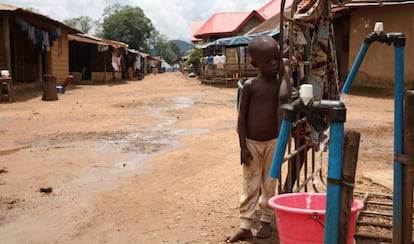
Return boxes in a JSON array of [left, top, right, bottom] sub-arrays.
[[15, 17, 61, 53]]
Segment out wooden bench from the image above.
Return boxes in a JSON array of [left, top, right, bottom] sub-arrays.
[[0, 77, 16, 102]]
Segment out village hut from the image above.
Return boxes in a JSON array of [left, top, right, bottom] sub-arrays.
[[67, 33, 129, 82], [147, 56, 162, 75], [0, 4, 80, 86], [333, 1, 414, 88], [192, 11, 265, 84], [247, 1, 414, 89], [138, 52, 150, 75], [190, 0, 299, 85]]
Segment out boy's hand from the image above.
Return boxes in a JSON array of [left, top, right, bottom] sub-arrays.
[[240, 147, 253, 165]]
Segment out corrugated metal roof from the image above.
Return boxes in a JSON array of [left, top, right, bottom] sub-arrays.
[[247, 8, 292, 35], [0, 3, 80, 33], [333, 0, 414, 11], [345, 0, 414, 5], [68, 33, 128, 48], [0, 3, 19, 11], [190, 21, 204, 42], [252, 0, 414, 33], [139, 52, 150, 58], [194, 11, 265, 38], [257, 0, 295, 19], [196, 29, 280, 49]]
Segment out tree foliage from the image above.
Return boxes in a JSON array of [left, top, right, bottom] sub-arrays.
[[102, 4, 155, 50], [64, 4, 185, 64], [185, 48, 202, 75], [63, 16, 99, 34], [185, 48, 202, 66], [145, 31, 184, 64], [168, 41, 184, 59]]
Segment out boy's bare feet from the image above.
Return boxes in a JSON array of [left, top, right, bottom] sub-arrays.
[[256, 221, 272, 239], [226, 228, 253, 242]]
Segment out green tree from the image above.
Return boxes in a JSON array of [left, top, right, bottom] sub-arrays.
[[102, 4, 155, 50], [161, 41, 185, 64], [146, 30, 166, 56], [63, 16, 97, 34], [146, 31, 185, 64], [168, 41, 184, 59], [185, 48, 202, 75], [185, 48, 201, 66]]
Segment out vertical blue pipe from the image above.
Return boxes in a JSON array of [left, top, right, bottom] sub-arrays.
[[324, 122, 345, 243], [269, 119, 292, 179], [342, 43, 370, 94], [393, 46, 404, 242]]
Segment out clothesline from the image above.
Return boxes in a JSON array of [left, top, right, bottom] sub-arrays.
[[15, 17, 61, 53]]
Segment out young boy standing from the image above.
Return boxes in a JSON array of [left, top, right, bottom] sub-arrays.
[[226, 35, 292, 242]]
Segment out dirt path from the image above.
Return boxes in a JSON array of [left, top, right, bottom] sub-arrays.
[[0, 73, 394, 243]]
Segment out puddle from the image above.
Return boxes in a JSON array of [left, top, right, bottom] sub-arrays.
[[171, 96, 194, 109], [0, 95, 217, 241], [8, 95, 210, 200], [73, 95, 209, 181]]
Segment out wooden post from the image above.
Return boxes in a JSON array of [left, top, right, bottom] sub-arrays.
[[38, 53, 43, 81], [402, 90, 414, 243], [237, 47, 241, 84], [201, 49, 205, 83], [244, 48, 247, 80], [2, 15, 11, 72], [104, 52, 107, 82], [338, 130, 361, 244], [224, 47, 228, 86]]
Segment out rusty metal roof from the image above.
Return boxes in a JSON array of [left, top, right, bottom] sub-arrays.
[[343, 0, 414, 6], [257, 0, 295, 19], [0, 3, 80, 33], [0, 3, 19, 11], [332, 0, 414, 11], [68, 33, 128, 48]]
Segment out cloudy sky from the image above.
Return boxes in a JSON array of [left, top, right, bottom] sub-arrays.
[[6, 0, 270, 41]]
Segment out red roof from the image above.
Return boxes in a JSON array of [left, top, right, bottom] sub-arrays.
[[190, 21, 205, 42], [257, 0, 295, 19], [194, 11, 264, 38]]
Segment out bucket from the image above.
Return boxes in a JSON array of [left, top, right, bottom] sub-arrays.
[[42, 75, 58, 101], [268, 193, 364, 244]]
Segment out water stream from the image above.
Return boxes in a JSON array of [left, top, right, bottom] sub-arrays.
[[306, 127, 330, 209]]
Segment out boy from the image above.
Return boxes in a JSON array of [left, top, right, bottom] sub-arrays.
[[226, 35, 292, 242]]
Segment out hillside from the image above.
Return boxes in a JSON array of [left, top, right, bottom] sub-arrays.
[[171, 39, 192, 54]]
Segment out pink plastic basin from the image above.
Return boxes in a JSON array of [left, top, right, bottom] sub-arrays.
[[268, 193, 364, 244]]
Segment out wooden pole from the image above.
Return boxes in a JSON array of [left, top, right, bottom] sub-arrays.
[[201, 49, 205, 83], [104, 52, 108, 82], [237, 47, 241, 84], [338, 130, 361, 244], [224, 47, 228, 86], [402, 90, 414, 243], [2, 15, 11, 72]]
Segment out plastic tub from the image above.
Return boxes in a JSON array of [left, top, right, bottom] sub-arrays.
[[268, 193, 364, 244]]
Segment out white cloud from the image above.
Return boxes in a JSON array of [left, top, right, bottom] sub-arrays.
[[6, 0, 268, 41]]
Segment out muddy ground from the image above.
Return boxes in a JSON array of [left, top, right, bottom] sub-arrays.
[[0, 72, 396, 243]]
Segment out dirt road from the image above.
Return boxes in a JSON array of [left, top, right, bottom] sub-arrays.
[[0, 73, 394, 243]]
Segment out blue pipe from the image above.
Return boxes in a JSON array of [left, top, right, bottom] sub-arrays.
[[393, 46, 404, 240], [342, 43, 370, 95], [269, 119, 292, 178], [324, 122, 345, 243]]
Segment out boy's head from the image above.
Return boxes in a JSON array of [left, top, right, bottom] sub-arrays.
[[247, 35, 280, 76]]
